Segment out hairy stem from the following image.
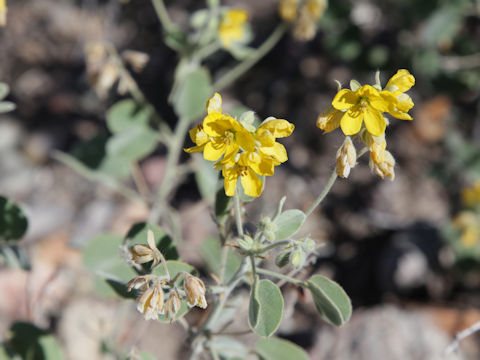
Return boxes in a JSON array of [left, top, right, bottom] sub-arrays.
[[256, 268, 304, 286], [214, 23, 287, 91]]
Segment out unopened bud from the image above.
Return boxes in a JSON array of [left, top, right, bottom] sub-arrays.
[[317, 105, 342, 133], [279, 0, 299, 22], [302, 238, 316, 252], [290, 250, 306, 269], [369, 150, 395, 180], [275, 252, 291, 268], [129, 230, 162, 268], [183, 273, 207, 309], [136, 279, 165, 320], [293, 7, 316, 41], [122, 50, 149, 73], [165, 289, 182, 320], [305, 0, 327, 20], [336, 136, 357, 178]]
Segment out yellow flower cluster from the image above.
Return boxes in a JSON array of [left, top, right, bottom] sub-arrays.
[[219, 9, 249, 49], [318, 69, 415, 180], [461, 181, 480, 207], [185, 93, 294, 197], [279, 0, 327, 41], [453, 211, 480, 248], [0, 0, 7, 27]]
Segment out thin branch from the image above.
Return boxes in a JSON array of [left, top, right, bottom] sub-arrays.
[[444, 321, 480, 355]]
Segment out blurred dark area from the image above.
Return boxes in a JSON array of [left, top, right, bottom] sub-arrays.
[[1, 0, 480, 359]]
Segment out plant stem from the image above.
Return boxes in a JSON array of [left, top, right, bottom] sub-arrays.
[[151, 0, 174, 32], [233, 188, 244, 237], [305, 170, 337, 217], [256, 268, 304, 286], [214, 23, 287, 91], [305, 146, 369, 217], [260, 240, 290, 253], [131, 162, 151, 202], [249, 255, 257, 279]]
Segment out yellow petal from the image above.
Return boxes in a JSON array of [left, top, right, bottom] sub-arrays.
[[241, 168, 263, 197], [184, 144, 205, 153], [370, 91, 395, 112], [236, 130, 256, 152], [396, 93, 414, 112], [316, 106, 342, 133], [223, 167, 238, 196], [332, 89, 358, 110], [258, 119, 295, 138], [261, 142, 288, 163], [386, 69, 415, 95], [204, 140, 226, 161], [363, 108, 386, 136], [340, 105, 363, 135], [248, 153, 275, 176], [203, 114, 235, 137], [207, 93, 222, 114]]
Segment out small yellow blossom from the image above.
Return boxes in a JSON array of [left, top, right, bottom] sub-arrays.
[[164, 289, 182, 319], [332, 85, 395, 137], [221, 154, 264, 197], [129, 230, 162, 268], [461, 181, 480, 207], [384, 69, 415, 120], [219, 9, 248, 49], [184, 273, 207, 309], [453, 211, 480, 248], [279, 0, 299, 21], [293, 6, 317, 41], [0, 0, 7, 27], [305, 0, 328, 20], [336, 136, 357, 178], [136, 279, 165, 320], [316, 105, 343, 133], [369, 150, 395, 180]]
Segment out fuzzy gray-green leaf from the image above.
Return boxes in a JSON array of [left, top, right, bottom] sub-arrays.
[[273, 209, 306, 240], [256, 337, 309, 360], [249, 278, 284, 337], [306, 274, 352, 326]]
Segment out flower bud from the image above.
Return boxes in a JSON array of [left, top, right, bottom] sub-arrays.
[[316, 105, 343, 133], [275, 251, 291, 268], [183, 273, 207, 309], [305, 0, 327, 20], [302, 238, 316, 252], [279, 0, 299, 22], [122, 50, 149, 73], [126, 275, 155, 292], [136, 279, 165, 320], [165, 289, 182, 319], [369, 150, 395, 180], [293, 7, 316, 41], [336, 136, 357, 178], [129, 230, 162, 268], [290, 250, 306, 269]]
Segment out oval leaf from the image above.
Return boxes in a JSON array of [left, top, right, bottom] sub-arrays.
[[106, 127, 158, 161], [273, 209, 306, 240], [173, 68, 212, 120], [0, 196, 28, 242], [106, 99, 151, 133], [248, 278, 284, 337], [256, 337, 309, 360], [306, 274, 352, 326]]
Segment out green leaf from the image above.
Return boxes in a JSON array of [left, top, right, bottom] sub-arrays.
[[7, 322, 64, 360], [125, 222, 179, 261], [68, 135, 131, 179], [201, 238, 241, 284], [209, 336, 249, 359], [194, 156, 219, 205], [0, 101, 16, 113], [106, 99, 151, 133], [106, 127, 158, 161], [248, 278, 284, 337], [273, 209, 306, 240], [0, 83, 9, 100], [105, 278, 137, 299], [0, 196, 28, 242], [306, 274, 352, 326], [83, 233, 136, 297], [256, 337, 309, 360], [173, 68, 212, 120]]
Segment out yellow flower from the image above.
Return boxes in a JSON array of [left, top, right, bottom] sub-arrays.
[[336, 136, 357, 178], [246, 118, 294, 176], [305, 0, 327, 20], [332, 85, 395, 137], [460, 225, 479, 247], [361, 130, 387, 163], [219, 9, 248, 49], [384, 69, 415, 120], [0, 0, 6, 27], [316, 105, 343, 133], [369, 150, 395, 180], [129, 230, 162, 268], [136, 279, 165, 320], [461, 181, 480, 207], [183, 273, 207, 309], [279, 0, 299, 21], [221, 154, 264, 197]]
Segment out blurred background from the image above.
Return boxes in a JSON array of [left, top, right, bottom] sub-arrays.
[[1, 0, 480, 359]]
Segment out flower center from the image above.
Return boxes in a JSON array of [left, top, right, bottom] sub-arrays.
[[359, 98, 369, 110], [222, 130, 235, 145], [237, 165, 248, 177]]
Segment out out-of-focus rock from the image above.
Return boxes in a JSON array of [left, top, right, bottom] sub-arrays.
[[310, 305, 458, 360]]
